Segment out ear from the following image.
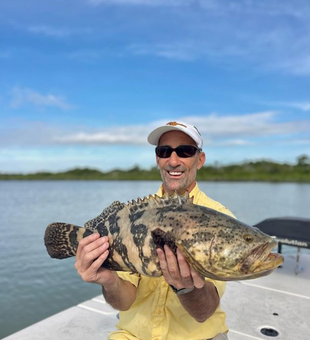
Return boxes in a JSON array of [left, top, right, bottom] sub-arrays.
[[197, 151, 206, 170]]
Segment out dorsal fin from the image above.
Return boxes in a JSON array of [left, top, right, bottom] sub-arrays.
[[162, 191, 193, 204], [84, 200, 126, 231], [84, 193, 194, 231], [125, 192, 193, 212]]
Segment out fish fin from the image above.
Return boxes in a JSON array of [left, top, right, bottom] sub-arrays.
[[126, 192, 193, 213], [84, 200, 125, 231], [44, 222, 93, 259], [162, 190, 193, 203], [151, 228, 177, 255]]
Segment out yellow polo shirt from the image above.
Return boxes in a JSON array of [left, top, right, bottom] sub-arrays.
[[108, 184, 235, 340]]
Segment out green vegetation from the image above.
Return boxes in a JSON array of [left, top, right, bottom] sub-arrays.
[[1, 155, 310, 182]]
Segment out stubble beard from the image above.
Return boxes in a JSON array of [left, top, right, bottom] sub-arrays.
[[160, 168, 197, 195]]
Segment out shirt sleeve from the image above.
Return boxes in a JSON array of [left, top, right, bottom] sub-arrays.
[[210, 201, 236, 219], [117, 271, 141, 287], [206, 278, 226, 298], [194, 188, 236, 219]]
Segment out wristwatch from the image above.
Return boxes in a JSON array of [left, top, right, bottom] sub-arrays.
[[170, 285, 195, 295]]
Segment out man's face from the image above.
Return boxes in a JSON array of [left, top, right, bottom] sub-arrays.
[[156, 130, 205, 195]]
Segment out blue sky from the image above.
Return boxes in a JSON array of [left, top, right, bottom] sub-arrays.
[[1, 0, 310, 174]]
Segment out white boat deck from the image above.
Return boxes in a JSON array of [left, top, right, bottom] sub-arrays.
[[4, 253, 310, 340]]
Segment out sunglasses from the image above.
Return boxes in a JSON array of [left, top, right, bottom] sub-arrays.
[[155, 145, 201, 158]]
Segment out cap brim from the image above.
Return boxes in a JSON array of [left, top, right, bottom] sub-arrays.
[[147, 126, 182, 146]]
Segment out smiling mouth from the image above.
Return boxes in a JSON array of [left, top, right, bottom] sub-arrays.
[[167, 171, 184, 177]]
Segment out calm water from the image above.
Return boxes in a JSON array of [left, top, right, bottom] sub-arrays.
[[1, 180, 310, 339]]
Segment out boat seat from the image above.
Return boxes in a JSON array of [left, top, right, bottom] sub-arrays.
[[254, 217, 310, 274]]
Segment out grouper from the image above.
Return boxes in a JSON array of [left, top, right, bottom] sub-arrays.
[[44, 193, 284, 281]]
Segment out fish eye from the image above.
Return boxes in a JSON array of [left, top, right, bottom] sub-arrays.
[[243, 234, 254, 243]]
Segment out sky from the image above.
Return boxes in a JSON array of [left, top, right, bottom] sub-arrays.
[[1, 0, 310, 174]]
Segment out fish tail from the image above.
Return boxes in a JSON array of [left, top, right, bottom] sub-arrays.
[[44, 222, 93, 259]]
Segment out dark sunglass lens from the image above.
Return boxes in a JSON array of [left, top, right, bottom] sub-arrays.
[[155, 146, 172, 158], [177, 145, 197, 157], [156, 145, 199, 158]]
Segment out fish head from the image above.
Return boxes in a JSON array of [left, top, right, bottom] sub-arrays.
[[177, 222, 284, 281]]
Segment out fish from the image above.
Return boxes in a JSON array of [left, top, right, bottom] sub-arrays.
[[44, 193, 284, 281]]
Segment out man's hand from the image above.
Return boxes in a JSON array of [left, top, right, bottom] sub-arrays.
[[75, 233, 137, 310], [157, 244, 220, 323], [156, 245, 205, 289], [75, 233, 118, 286]]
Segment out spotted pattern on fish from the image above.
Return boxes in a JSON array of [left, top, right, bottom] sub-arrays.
[[84, 200, 125, 233], [130, 223, 151, 275], [109, 236, 137, 273], [96, 222, 109, 237], [44, 193, 284, 281]]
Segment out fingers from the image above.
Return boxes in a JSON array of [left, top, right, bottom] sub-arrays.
[[89, 246, 109, 271], [163, 245, 179, 276], [157, 245, 178, 276], [177, 248, 194, 288], [190, 267, 205, 289], [177, 249, 205, 288], [156, 248, 167, 271], [77, 234, 108, 266], [157, 246, 205, 289], [75, 233, 110, 283], [157, 245, 191, 288], [157, 246, 173, 286], [76, 232, 100, 257]]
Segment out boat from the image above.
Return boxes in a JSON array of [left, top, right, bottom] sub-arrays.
[[4, 218, 310, 340], [254, 217, 310, 275]]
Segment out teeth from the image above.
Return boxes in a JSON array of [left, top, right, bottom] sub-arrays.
[[169, 171, 182, 176]]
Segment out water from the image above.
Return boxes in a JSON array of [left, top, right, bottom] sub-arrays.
[[0, 180, 310, 339]]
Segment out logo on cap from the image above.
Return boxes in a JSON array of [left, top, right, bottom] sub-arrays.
[[166, 121, 201, 136], [166, 121, 187, 128]]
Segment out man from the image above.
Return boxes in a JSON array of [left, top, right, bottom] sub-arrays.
[[75, 121, 235, 340]]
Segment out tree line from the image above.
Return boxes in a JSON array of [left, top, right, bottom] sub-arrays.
[[1, 155, 309, 182]]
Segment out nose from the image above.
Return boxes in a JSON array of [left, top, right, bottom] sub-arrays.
[[168, 151, 181, 167]]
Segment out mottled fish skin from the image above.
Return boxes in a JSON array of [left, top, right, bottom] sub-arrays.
[[44, 193, 284, 281]]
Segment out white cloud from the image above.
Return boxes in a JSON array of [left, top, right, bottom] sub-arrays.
[[218, 139, 254, 147], [60, 112, 309, 146], [182, 112, 298, 138], [121, 1, 310, 76], [270, 102, 310, 112], [289, 139, 310, 145], [55, 129, 147, 145], [1, 112, 309, 149], [10, 87, 74, 110], [1, 113, 309, 172]]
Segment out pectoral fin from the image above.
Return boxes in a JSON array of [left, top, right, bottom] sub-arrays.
[[151, 228, 177, 255]]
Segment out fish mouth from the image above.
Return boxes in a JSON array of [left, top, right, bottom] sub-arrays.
[[178, 241, 284, 282], [241, 242, 284, 276]]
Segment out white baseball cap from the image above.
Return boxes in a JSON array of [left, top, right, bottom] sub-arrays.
[[147, 121, 203, 149]]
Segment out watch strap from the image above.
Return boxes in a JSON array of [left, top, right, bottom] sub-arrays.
[[170, 285, 195, 295]]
